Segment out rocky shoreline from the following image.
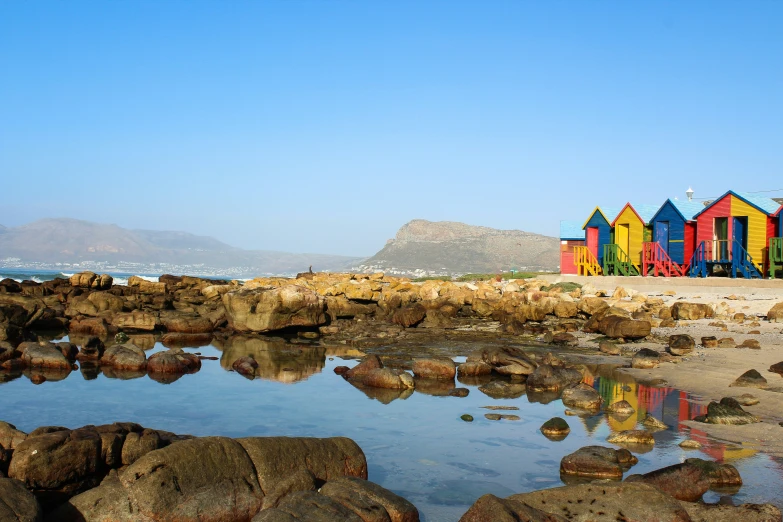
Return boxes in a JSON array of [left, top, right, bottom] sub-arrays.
[[2, 270, 783, 520]]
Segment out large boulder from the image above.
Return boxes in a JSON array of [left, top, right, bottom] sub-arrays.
[[160, 313, 214, 334], [411, 358, 456, 380], [319, 477, 419, 522], [360, 368, 415, 390], [668, 334, 696, 356], [631, 348, 660, 369], [560, 383, 602, 411], [671, 302, 714, 320], [69, 271, 113, 290], [696, 397, 759, 425], [146, 349, 201, 375], [18, 342, 71, 370], [730, 369, 768, 389], [0, 477, 44, 521], [223, 287, 326, 333], [598, 316, 651, 339], [127, 276, 166, 294], [8, 427, 103, 508], [559, 446, 637, 479], [526, 365, 582, 392], [112, 311, 158, 332], [101, 343, 147, 371], [0, 422, 27, 450], [458, 494, 561, 522], [625, 462, 710, 502], [391, 304, 427, 328], [767, 302, 783, 323], [467, 346, 537, 376]]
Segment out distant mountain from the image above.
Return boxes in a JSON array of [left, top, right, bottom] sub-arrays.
[[356, 219, 560, 276], [0, 218, 361, 276]]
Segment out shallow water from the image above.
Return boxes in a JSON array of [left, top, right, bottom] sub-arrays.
[[2, 339, 782, 522]]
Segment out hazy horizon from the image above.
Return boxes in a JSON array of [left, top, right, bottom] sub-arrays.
[[2, 2, 781, 256]]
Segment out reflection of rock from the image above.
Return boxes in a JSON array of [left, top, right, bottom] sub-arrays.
[[160, 333, 213, 349], [526, 388, 561, 405], [347, 380, 414, 404], [478, 380, 526, 399], [24, 367, 71, 382], [217, 336, 326, 383], [102, 367, 146, 380], [414, 377, 456, 396]]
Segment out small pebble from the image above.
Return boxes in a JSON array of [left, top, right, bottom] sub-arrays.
[[460, 414, 474, 422]]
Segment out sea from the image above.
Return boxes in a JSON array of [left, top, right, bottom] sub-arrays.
[[0, 269, 243, 286]]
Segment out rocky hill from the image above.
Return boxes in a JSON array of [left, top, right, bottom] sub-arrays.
[[0, 218, 360, 276], [356, 219, 559, 276]]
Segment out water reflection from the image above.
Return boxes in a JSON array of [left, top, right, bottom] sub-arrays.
[[214, 336, 327, 384]]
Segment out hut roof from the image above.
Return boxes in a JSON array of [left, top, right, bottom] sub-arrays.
[[694, 190, 781, 218], [560, 221, 585, 240], [668, 199, 705, 221], [582, 206, 622, 229]]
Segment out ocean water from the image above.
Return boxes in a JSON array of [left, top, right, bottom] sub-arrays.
[[2, 339, 781, 521], [0, 269, 238, 287]]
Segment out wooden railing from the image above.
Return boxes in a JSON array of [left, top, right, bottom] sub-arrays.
[[687, 240, 762, 279], [642, 242, 685, 277], [603, 244, 639, 276], [770, 237, 783, 279], [573, 246, 602, 276]]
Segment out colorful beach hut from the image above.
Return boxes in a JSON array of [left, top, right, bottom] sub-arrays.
[[643, 199, 703, 276], [578, 206, 620, 276], [605, 203, 658, 276], [771, 205, 783, 278], [559, 221, 585, 275], [691, 191, 780, 278]]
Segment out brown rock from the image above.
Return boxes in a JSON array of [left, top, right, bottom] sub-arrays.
[[147, 348, 201, 374], [223, 286, 326, 333], [730, 369, 767, 389], [668, 334, 696, 356], [701, 336, 718, 348], [391, 304, 427, 328], [598, 316, 651, 339], [458, 494, 564, 522], [0, 422, 27, 450], [411, 358, 456, 380], [100, 343, 147, 371], [561, 383, 602, 411], [559, 446, 637, 479], [19, 342, 71, 370], [457, 361, 493, 377], [625, 462, 710, 501], [344, 355, 383, 380], [320, 477, 419, 522], [598, 341, 621, 355], [737, 339, 761, 349], [0, 476, 44, 521], [767, 302, 783, 323], [631, 348, 660, 369], [112, 311, 158, 332], [671, 302, 714, 320], [361, 368, 414, 390]]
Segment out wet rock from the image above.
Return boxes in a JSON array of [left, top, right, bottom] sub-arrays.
[[679, 439, 702, 449], [458, 494, 562, 522], [540, 417, 570, 441], [69, 316, 113, 337], [559, 446, 637, 479], [737, 339, 761, 349], [769, 361, 783, 375], [232, 355, 259, 378], [223, 286, 326, 333], [526, 364, 582, 392], [53, 342, 78, 362], [120, 429, 165, 466], [696, 397, 759, 425], [75, 336, 105, 361], [478, 381, 526, 400], [561, 383, 602, 411], [0, 476, 44, 521], [684, 458, 742, 487], [607, 429, 655, 446], [468, 346, 537, 376], [668, 334, 696, 356], [146, 348, 201, 374], [0, 422, 28, 450], [550, 332, 577, 346], [457, 361, 493, 377], [681, 501, 782, 522], [598, 341, 621, 355], [411, 358, 456, 380], [449, 388, 469, 398], [671, 302, 714, 320], [730, 369, 767, 389], [253, 491, 363, 521], [46, 470, 149, 522], [18, 342, 71, 370], [391, 304, 426, 328], [344, 355, 383, 381], [360, 368, 414, 390], [160, 313, 214, 334], [631, 348, 660, 369], [160, 332, 213, 348], [461, 414, 474, 422], [484, 414, 520, 421], [605, 400, 635, 415], [8, 427, 102, 508], [701, 336, 718, 348], [598, 316, 651, 340], [513, 483, 691, 521], [625, 462, 710, 501], [100, 343, 147, 371], [319, 476, 420, 522]]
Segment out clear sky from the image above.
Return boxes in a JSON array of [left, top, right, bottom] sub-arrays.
[[1, 2, 781, 256]]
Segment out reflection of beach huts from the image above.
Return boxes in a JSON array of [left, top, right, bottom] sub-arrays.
[[643, 199, 703, 276], [604, 204, 658, 276], [691, 191, 780, 278], [559, 221, 586, 275]]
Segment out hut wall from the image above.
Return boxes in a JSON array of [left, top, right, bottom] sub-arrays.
[[560, 240, 584, 275], [730, 195, 768, 269], [684, 222, 697, 265], [652, 201, 687, 264], [614, 206, 644, 266], [696, 195, 732, 247], [584, 212, 612, 265]]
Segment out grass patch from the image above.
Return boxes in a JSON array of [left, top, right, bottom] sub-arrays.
[[412, 275, 452, 282], [540, 282, 582, 292], [455, 271, 540, 282]]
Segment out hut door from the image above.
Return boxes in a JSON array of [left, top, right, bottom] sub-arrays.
[[587, 227, 599, 257], [655, 222, 669, 253], [732, 217, 747, 249], [616, 224, 630, 256], [714, 217, 729, 260]]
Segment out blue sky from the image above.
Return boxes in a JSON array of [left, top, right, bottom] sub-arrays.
[[1, 2, 781, 256]]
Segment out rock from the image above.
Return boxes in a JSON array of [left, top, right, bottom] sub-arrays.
[[8, 427, 102, 508], [605, 400, 635, 415], [76, 337, 105, 361], [767, 302, 783, 322], [671, 302, 714, 320], [540, 418, 570, 441], [53, 342, 78, 361], [146, 348, 201, 375], [701, 336, 718, 348], [411, 358, 456, 380], [18, 342, 71, 370], [631, 348, 660, 369], [696, 397, 759, 425], [730, 369, 767, 389], [553, 301, 577, 318], [222, 287, 327, 333], [684, 458, 742, 487], [69, 316, 112, 337], [625, 462, 710, 501], [361, 368, 414, 390], [680, 501, 782, 522], [344, 356, 383, 381], [731, 393, 760, 406], [484, 414, 520, 421], [577, 297, 609, 316], [457, 361, 493, 377], [550, 332, 577, 346], [119, 437, 263, 521], [460, 414, 474, 422], [526, 365, 582, 392], [0, 477, 44, 521], [458, 494, 563, 522], [478, 381, 526, 400], [253, 490, 363, 521], [46, 470, 150, 522], [598, 341, 621, 355], [607, 429, 655, 446], [668, 334, 696, 356], [319, 477, 420, 522], [598, 316, 651, 340], [160, 313, 214, 334], [769, 361, 783, 375], [561, 383, 602, 411], [560, 446, 638, 479], [391, 304, 427, 328], [232, 356, 259, 378], [737, 339, 761, 349], [100, 343, 147, 371], [680, 439, 702, 449], [469, 346, 537, 375], [0, 422, 27, 450], [127, 276, 166, 294]]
